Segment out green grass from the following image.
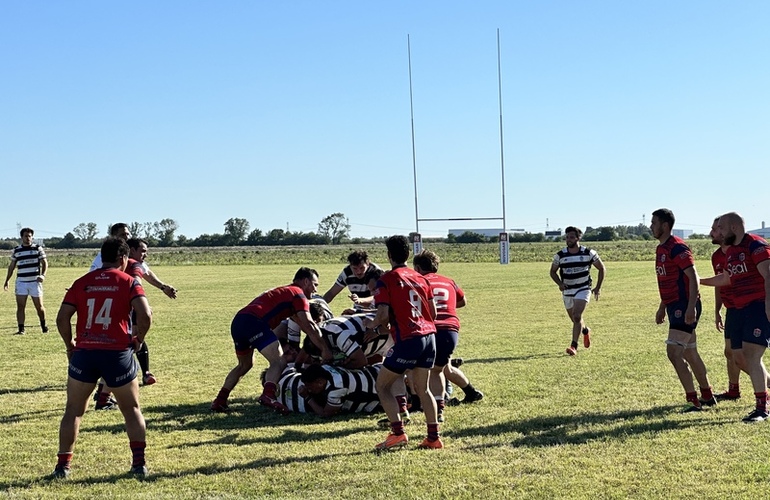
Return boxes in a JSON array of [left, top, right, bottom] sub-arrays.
[[1, 261, 768, 499]]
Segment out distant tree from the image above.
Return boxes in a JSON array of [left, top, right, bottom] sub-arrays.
[[55, 232, 78, 249], [510, 232, 546, 243], [189, 233, 228, 246], [246, 228, 264, 246], [688, 233, 708, 240], [72, 222, 99, 241], [153, 218, 179, 246], [455, 231, 487, 243], [264, 228, 286, 245], [317, 212, 350, 245], [224, 218, 250, 245], [583, 226, 616, 241], [175, 234, 189, 246]]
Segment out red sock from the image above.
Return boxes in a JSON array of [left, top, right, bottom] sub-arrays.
[[755, 391, 768, 412], [215, 388, 231, 405], [97, 391, 111, 405], [263, 382, 277, 400], [700, 386, 713, 401], [57, 452, 73, 468], [130, 441, 146, 467], [729, 382, 740, 395], [685, 392, 700, 407], [435, 398, 445, 413], [427, 422, 440, 441], [390, 420, 405, 436]]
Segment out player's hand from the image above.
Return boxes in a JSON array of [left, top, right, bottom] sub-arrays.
[[592, 287, 601, 301], [132, 337, 143, 352], [298, 385, 309, 398], [321, 347, 334, 363], [163, 285, 177, 299], [655, 307, 666, 325], [3, 283, 8, 291], [685, 307, 696, 325], [715, 313, 724, 332], [349, 294, 359, 304]]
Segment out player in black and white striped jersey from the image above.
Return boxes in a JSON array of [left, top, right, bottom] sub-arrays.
[[296, 308, 392, 369], [4, 227, 48, 334], [549, 226, 605, 356], [299, 363, 382, 417]]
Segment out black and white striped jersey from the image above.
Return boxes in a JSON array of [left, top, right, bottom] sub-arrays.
[[10, 245, 46, 282], [552, 246, 599, 295]]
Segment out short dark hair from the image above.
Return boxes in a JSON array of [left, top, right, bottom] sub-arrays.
[[299, 363, 331, 385], [385, 235, 410, 264], [309, 302, 327, 322], [413, 249, 439, 273], [109, 222, 129, 237], [19, 227, 33, 237], [564, 226, 582, 238], [652, 208, 675, 229], [365, 268, 384, 284], [293, 267, 319, 282], [101, 237, 129, 263], [347, 250, 369, 266], [126, 237, 147, 250]]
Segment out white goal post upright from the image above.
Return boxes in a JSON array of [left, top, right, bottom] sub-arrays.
[[408, 30, 510, 264]]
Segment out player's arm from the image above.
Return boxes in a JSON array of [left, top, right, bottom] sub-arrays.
[[365, 303, 390, 330], [294, 311, 333, 362], [342, 347, 368, 370], [56, 303, 77, 358], [3, 260, 16, 290], [131, 296, 153, 345], [683, 266, 700, 324], [592, 258, 605, 300], [757, 260, 770, 322], [700, 273, 730, 288], [304, 396, 342, 417], [427, 295, 437, 321], [713, 286, 724, 332], [549, 261, 564, 291], [142, 269, 177, 299], [655, 301, 666, 324], [38, 257, 48, 282], [457, 295, 467, 308], [322, 283, 345, 304]]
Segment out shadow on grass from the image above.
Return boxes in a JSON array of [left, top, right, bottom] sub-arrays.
[[1, 449, 374, 490], [80, 397, 379, 443], [460, 354, 560, 365], [0, 384, 62, 395], [451, 405, 734, 449]]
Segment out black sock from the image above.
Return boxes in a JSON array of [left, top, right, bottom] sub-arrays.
[[571, 340, 578, 349], [18, 324, 25, 332], [462, 383, 477, 396], [136, 343, 150, 374]]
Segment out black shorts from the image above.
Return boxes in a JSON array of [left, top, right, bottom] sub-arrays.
[[666, 298, 702, 334], [434, 329, 459, 367], [68, 349, 138, 387], [383, 334, 436, 375], [726, 301, 770, 350], [231, 313, 278, 354]]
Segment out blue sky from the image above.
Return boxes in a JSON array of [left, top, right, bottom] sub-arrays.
[[2, 1, 768, 240]]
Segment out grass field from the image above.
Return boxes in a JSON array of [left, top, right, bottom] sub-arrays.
[[2, 260, 769, 499]]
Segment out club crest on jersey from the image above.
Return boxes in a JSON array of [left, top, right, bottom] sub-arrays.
[[754, 328, 763, 338], [660, 255, 666, 262], [739, 253, 746, 262], [385, 348, 394, 358]]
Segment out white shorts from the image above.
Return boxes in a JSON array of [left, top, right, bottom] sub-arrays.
[[563, 288, 590, 309], [15, 280, 43, 298]]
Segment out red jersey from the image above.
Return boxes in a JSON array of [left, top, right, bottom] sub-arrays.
[[62, 268, 146, 350], [423, 272, 464, 332], [238, 285, 309, 329], [655, 236, 696, 305], [711, 248, 735, 309], [373, 265, 436, 343], [125, 258, 146, 279], [725, 233, 770, 309]]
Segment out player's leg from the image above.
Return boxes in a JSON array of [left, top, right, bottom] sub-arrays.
[[14, 292, 28, 334], [258, 339, 288, 405], [444, 364, 484, 404], [55, 377, 95, 477], [741, 342, 769, 422], [30, 281, 47, 331], [108, 350, 147, 476], [666, 329, 699, 410], [681, 331, 715, 406]]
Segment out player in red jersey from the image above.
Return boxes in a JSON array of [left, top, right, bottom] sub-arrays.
[[365, 235, 441, 451], [701, 212, 770, 422], [211, 267, 332, 414], [413, 249, 483, 421], [709, 217, 743, 401], [651, 208, 715, 412], [51, 238, 152, 479]]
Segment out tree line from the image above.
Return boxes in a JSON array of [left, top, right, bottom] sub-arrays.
[[0, 219, 668, 250]]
